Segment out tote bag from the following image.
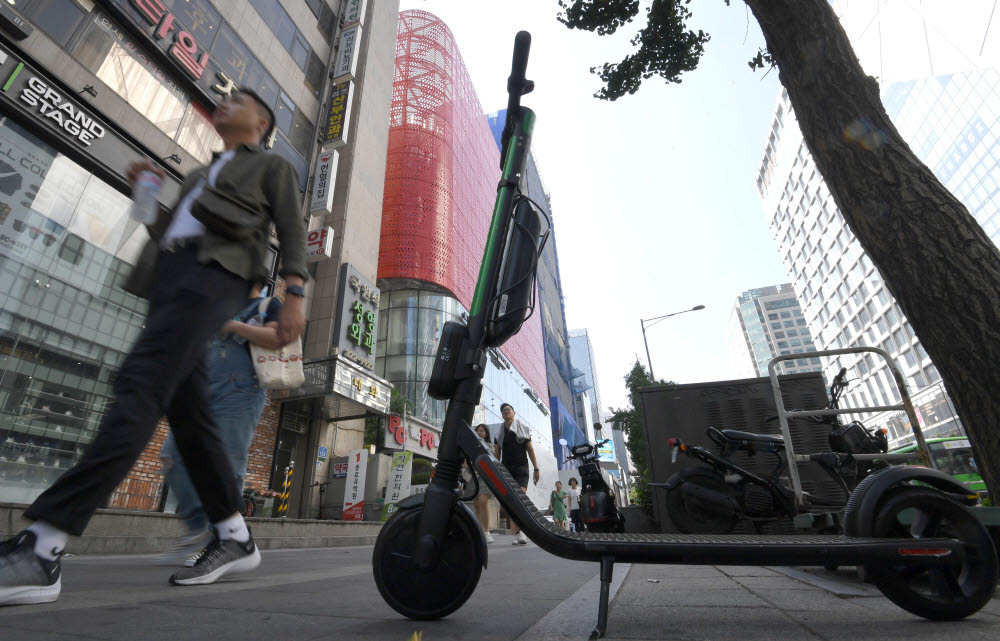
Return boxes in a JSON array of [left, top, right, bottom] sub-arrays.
[[249, 297, 305, 389]]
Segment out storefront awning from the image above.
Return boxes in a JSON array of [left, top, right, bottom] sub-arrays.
[[271, 356, 390, 416]]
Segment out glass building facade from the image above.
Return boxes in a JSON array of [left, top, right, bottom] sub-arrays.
[[0, 0, 402, 514], [0, 119, 151, 503], [730, 284, 821, 378], [374, 286, 555, 506], [755, 1, 1000, 446]]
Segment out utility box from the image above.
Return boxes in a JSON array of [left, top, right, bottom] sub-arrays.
[[637, 372, 839, 533]]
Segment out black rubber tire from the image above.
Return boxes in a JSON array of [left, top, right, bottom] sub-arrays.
[[373, 503, 483, 620], [868, 487, 998, 620], [665, 469, 740, 534]]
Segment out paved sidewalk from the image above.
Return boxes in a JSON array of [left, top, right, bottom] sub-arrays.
[[1, 536, 997, 640], [0, 535, 597, 641], [601, 564, 1000, 641]]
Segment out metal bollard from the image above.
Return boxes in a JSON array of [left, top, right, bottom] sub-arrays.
[[278, 461, 294, 517]]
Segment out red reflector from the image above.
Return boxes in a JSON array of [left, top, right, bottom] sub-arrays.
[[897, 547, 952, 557], [478, 460, 507, 496], [667, 438, 679, 447]]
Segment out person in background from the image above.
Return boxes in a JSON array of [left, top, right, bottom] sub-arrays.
[[494, 403, 539, 545], [157, 282, 283, 565], [549, 481, 569, 530], [461, 424, 496, 543], [0, 89, 307, 605], [567, 477, 581, 532]]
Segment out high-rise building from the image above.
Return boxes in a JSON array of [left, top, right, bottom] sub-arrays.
[[755, 1, 997, 446], [730, 284, 822, 378], [0, 0, 401, 516], [375, 10, 557, 507], [568, 328, 630, 492]]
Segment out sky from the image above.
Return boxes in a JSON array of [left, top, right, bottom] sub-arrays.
[[398, 0, 791, 412]]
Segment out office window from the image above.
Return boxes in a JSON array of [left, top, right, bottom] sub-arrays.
[[28, 0, 86, 47], [305, 50, 325, 99], [306, 0, 325, 18], [274, 92, 295, 136], [164, 0, 222, 48], [249, 0, 311, 72]]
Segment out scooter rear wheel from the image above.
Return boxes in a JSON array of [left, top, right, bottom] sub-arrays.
[[665, 469, 740, 534], [868, 487, 998, 620], [373, 503, 483, 620]]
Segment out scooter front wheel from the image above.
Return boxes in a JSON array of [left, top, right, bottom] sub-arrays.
[[373, 502, 484, 620], [868, 487, 998, 620]]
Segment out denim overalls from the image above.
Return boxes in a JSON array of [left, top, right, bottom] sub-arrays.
[[161, 299, 270, 532]]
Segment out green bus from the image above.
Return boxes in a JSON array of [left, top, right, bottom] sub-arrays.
[[891, 437, 986, 497]]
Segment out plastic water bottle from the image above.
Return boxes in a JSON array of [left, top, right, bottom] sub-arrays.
[[130, 170, 162, 224]]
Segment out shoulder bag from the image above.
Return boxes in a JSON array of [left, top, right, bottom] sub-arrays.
[[249, 297, 305, 389]]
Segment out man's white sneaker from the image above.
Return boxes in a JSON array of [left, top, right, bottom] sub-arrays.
[[486, 533, 495, 544], [169, 529, 260, 586], [0, 531, 61, 606], [514, 531, 528, 545]]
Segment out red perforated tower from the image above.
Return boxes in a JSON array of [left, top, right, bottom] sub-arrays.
[[379, 10, 548, 403]]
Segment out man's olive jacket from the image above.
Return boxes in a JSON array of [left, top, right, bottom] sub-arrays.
[[133, 144, 308, 292]]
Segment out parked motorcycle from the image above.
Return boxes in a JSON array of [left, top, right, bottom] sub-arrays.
[[661, 368, 889, 534], [561, 430, 625, 533]]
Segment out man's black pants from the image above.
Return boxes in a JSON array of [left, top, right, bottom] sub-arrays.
[[25, 246, 250, 535]]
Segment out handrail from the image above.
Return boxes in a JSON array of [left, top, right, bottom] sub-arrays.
[[767, 346, 931, 509]]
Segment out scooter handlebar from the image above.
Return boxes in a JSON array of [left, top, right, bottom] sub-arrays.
[[500, 31, 534, 169], [506, 31, 533, 114]]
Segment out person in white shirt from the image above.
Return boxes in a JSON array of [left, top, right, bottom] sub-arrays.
[[493, 403, 539, 545]]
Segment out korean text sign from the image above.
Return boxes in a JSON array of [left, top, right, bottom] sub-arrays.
[[342, 448, 368, 520]]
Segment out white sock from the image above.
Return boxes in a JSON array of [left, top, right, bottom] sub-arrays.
[[27, 521, 69, 560], [214, 514, 250, 543]]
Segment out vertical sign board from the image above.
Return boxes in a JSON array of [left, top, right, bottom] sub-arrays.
[[332, 25, 362, 83], [305, 227, 334, 263], [309, 149, 339, 213], [597, 437, 617, 464], [321, 81, 354, 148], [342, 0, 367, 28], [380, 451, 413, 521], [333, 263, 380, 371], [342, 448, 368, 520]]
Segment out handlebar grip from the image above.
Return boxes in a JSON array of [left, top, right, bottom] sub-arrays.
[[508, 31, 531, 96], [500, 31, 534, 169], [832, 367, 847, 386]]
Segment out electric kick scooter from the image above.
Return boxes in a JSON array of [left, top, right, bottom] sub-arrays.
[[372, 32, 999, 638]]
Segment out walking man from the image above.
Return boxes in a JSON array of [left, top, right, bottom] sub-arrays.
[[0, 89, 308, 605], [494, 403, 539, 545]]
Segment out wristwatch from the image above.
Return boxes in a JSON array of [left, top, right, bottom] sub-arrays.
[[286, 285, 305, 298]]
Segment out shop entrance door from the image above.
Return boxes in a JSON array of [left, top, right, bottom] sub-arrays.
[[273, 400, 314, 518]]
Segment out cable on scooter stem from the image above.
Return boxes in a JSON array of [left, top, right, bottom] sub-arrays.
[[500, 31, 534, 170]]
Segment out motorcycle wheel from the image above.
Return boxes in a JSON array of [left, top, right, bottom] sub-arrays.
[[665, 469, 740, 534], [373, 502, 483, 620], [868, 487, 998, 620]]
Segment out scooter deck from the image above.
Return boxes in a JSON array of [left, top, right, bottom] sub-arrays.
[[476, 455, 963, 567]]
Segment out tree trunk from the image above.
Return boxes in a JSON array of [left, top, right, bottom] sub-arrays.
[[744, 0, 1000, 498]]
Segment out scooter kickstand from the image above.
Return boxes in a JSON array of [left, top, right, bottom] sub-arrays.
[[591, 556, 615, 639]]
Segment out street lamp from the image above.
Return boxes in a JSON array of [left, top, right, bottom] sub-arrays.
[[640, 305, 705, 381]]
